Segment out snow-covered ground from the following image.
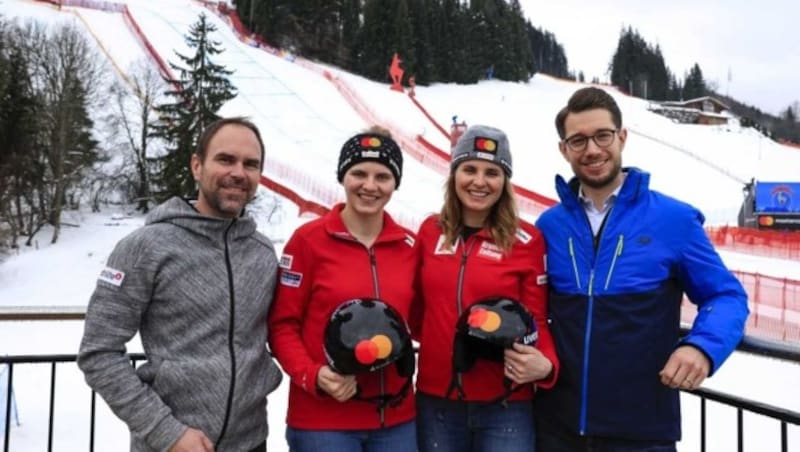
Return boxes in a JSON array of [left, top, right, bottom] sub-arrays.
[[1, 0, 799, 451]]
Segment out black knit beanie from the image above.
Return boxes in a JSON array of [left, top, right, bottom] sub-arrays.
[[337, 133, 403, 188]]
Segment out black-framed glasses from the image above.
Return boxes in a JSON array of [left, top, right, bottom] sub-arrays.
[[563, 129, 618, 153]]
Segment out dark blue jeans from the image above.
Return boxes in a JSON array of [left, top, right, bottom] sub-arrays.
[[535, 415, 676, 452], [285, 420, 416, 452], [416, 393, 535, 452]]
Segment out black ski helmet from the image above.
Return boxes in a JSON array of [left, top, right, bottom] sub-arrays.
[[452, 297, 537, 374], [324, 298, 415, 377]]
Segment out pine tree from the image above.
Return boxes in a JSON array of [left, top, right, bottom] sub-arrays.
[[682, 63, 706, 100], [340, 0, 362, 69], [354, 0, 394, 81], [526, 23, 569, 78], [391, 0, 415, 81], [784, 105, 796, 123], [407, 0, 434, 84], [151, 13, 237, 200], [441, 0, 474, 83], [508, 0, 534, 80], [609, 27, 672, 100], [426, 0, 448, 82], [468, 0, 497, 82], [666, 70, 682, 101], [470, 0, 528, 82]]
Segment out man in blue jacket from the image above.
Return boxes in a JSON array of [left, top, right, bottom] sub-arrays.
[[535, 87, 749, 451]]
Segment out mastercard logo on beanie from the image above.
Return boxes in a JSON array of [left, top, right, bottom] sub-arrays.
[[337, 132, 404, 188], [450, 124, 513, 177], [474, 137, 498, 153], [360, 136, 383, 149]]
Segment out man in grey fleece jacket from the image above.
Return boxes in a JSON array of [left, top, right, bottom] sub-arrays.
[[78, 117, 282, 452]]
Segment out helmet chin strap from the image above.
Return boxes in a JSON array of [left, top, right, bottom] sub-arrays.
[[487, 376, 527, 408], [445, 361, 528, 406], [350, 367, 414, 427]]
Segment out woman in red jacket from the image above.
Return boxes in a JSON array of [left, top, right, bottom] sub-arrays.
[[268, 127, 417, 451], [412, 125, 559, 452]]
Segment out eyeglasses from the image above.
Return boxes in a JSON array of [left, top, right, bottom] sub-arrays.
[[563, 129, 618, 153]]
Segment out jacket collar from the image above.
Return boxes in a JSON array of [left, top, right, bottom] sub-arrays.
[[324, 203, 408, 244], [554, 167, 650, 211], [146, 197, 257, 243]]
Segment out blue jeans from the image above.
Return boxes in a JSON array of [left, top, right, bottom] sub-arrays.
[[416, 393, 535, 452], [535, 416, 676, 452], [285, 420, 416, 452]]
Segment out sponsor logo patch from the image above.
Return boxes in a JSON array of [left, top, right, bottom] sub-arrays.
[[537, 274, 548, 286], [404, 234, 415, 248], [279, 254, 293, 270], [280, 270, 303, 288], [98, 266, 125, 287], [477, 241, 502, 261], [521, 329, 539, 346], [361, 150, 380, 158], [434, 234, 455, 255], [515, 228, 532, 244]]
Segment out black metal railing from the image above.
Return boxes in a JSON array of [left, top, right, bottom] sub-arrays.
[[680, 330, 800, 452], [2, 353, 146, 452], [2, 315, 799, 451], [689, 386, 800, 452]]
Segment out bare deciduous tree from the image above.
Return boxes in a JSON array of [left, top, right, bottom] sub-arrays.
[[24, 22, 105, 244], [108, 59, 165, 213]]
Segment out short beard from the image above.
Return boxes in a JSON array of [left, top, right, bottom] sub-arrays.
[[579, 160, 622, 189], [201, 188, 250, 218]]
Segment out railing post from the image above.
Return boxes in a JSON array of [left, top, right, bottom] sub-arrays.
[[781, 421, 787, 452], [48, 362, 57, 452], [700, 396, 706, 452], [4, 363, 12, 452], [90, 391, 96, 452], [737, 408, 743, 452]]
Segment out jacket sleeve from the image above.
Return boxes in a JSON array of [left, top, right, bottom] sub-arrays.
[[267, 231, 324, 397], [676, 209, 749, 375], [77, 234, 186, 451], [522, 228, 560, 389]]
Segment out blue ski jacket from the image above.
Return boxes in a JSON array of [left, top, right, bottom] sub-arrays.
[[535, 167, 748, 441]]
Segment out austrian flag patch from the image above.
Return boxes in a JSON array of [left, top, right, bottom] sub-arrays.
[[98, 266, 125, 287]]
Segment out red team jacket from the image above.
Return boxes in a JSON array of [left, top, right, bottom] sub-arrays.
[[268, 204, 417, 430], [413, 215, 559, 402]]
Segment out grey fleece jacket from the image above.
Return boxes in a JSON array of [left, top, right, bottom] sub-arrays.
[[78, 197, 282, 452]]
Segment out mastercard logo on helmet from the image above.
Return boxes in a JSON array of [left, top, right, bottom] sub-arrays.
[[452, 297, 537, 374], [354, 334, 393, 365], [467, 307, 501, 332], [446, 297, 538, 401], [324, 298, 415, 376]]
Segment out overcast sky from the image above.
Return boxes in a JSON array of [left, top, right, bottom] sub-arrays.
[[521, 0, 799, 116]]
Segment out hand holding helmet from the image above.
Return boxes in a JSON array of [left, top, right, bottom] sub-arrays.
[[504, 342, 554, 385], [448, 297, 542, 402], [316, 365, 358, 402], [322, 298, 415, 408]]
